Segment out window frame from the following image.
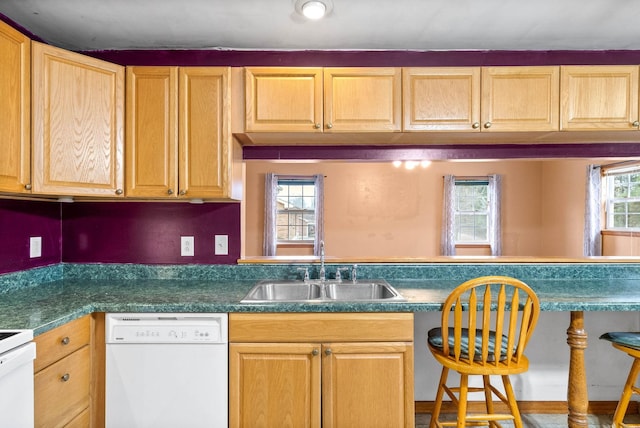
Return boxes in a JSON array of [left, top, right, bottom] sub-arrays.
[[604, 166, 640, 231], [275, 177, 318, 245], [453, 179, 491, 245]]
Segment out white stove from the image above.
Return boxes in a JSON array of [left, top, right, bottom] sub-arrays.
[[0, 329, 36, 428]]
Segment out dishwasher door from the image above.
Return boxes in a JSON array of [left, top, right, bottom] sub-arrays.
[[0, 341, 35, 428], [105, 313, 228, 428]]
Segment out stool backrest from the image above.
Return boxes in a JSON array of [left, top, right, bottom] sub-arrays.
[[440, 275, 540, 367]]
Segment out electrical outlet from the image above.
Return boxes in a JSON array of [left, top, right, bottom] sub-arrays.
[[215, 235, 228, 255], [30, 236, 42, 258], [181, 236, 194, 257]]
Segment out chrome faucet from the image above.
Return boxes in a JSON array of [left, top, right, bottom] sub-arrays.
[[319, 240, 326, 281]]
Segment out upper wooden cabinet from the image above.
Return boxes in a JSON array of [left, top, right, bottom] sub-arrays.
[[0, 21, 30, 194], [561, 65, 639, 130], [481, 66, 559, 131], [403, 67, 480, 131], [245, 67, 402, 132], [245, 67, 323, 132], [403, 66, 559, 132], [32, 41, 125, 197], [126, 66, 236, 199]]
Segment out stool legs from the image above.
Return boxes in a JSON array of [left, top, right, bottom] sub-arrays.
[[430, 367, 449, 428], [613, 357, 640, 427]]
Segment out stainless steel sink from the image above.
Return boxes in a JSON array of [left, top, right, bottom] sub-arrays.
[[324, 281, 404, 301], [241, 279, 405, 303]]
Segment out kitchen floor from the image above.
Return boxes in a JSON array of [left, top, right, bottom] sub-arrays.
[[415, 412, 640, 427]]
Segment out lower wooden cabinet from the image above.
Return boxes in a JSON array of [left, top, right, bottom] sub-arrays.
[[34, 315, 93, 428], [229, 313, 415, 428]]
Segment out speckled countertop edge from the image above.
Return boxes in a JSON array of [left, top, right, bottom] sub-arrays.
[[2, 262, 640, 334]]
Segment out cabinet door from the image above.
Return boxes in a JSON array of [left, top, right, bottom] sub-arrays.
[[229, 342, 321, 428], [34, 345, 91, 428], [245, 67, 323, 132], [403, 67, 480, 131], [324, 67, 402, 132], [561, 65, 639, 130], [481, 66, 560, 132], [179, 67, 232, 199], [0, 21, 30, 193], [322, 342, 415, 428], [32, 41, 124, 197], [125, 66, 178, 198]]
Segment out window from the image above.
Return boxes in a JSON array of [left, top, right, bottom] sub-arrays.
[[441, 174, 501, 256], [454, 180, 489, 243], [276, 178, 317, 242], [605, 167, 640, 230], [263, 173, 324, 256]]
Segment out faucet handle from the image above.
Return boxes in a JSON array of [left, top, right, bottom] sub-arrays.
[[297, 267, 310, 282], [351, 264, 358, 283], [335, 267, 349, 282]]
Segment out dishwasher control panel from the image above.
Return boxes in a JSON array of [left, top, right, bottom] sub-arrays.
[[106, 313, 228, 344]]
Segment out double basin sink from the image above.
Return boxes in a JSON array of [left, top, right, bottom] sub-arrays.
[[241, 279, 406, 303]]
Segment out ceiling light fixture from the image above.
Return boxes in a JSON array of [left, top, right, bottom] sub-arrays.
[[294, 0, 333, 20]]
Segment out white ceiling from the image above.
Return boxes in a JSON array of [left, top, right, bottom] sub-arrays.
[[0, 0, 639, 52]]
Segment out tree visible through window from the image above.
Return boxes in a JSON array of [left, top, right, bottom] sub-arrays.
[[276, 178, 316, 242], [454, 180, 490, 243], [606, 168, 640, 229]]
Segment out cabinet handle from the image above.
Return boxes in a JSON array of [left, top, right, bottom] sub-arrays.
[[325, 348, 332, 356], [472, 122, 480, 129], [312, 348, 319, 356], [179, 189, 186, 196], [326, 123, 333, 129], [167, 189, 174, 195], [24, 184, 32, 190], [483, 122, 492, 129], [633, 121, 640, 128], [61, 373, 70, 382], [115, 188, 123, 195], [61, 336, 70, 345], [314, 123, 321, 129]]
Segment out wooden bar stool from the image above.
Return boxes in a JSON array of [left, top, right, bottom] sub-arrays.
[[427, 276, 540, 428], [600, 332, 640, 428]]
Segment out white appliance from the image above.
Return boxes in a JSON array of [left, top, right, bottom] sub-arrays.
[[0, 329, 36, 428], [105, 313, 228, 428]]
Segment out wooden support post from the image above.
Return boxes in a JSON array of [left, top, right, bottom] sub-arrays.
[[567, 311, 589, 428]]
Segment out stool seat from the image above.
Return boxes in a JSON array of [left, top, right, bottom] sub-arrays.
[[600, 332, 640, 427]]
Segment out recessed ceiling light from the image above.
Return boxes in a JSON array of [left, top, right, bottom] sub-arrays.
[[294, 0, 333, 20]]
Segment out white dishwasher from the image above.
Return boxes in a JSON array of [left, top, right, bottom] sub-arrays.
[[0, 330, 35, 428], [105, 313, 228, 428]]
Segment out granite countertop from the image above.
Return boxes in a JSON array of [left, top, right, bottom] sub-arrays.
[[3, 262, 640, 335]]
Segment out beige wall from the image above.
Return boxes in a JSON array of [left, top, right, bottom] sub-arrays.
[[244, 159, 597, 258]]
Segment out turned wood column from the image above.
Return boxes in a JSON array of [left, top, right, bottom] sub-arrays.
[[567, 311, 589, 428]]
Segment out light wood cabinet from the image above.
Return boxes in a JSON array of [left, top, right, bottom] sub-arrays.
[[126, 66, 236, 199], [34, 315, 92, 428], [229, 313, 414, 428], [481, 66, 559, 131], [403, 66, 559, 132], [0, 21, 30, 194], [31, 41, 124, 197], [403, 67, 480, 131], [245, 67, 402, 133], [561, 65, 639, 130]]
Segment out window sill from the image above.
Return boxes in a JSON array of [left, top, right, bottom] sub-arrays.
[[455, 243, 491, 248], [602, 230, 640, 238]]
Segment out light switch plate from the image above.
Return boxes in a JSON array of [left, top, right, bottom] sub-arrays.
[[215, 235, 228, 255], [181, 236, 194, 257], [30, 236, 42, 258]]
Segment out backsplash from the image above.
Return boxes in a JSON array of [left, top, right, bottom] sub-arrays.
[[0, 199, 61, 274], [62, 202, 241, 265]]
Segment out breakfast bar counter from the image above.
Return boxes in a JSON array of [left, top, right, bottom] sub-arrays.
[[2, 261, 640, 428]]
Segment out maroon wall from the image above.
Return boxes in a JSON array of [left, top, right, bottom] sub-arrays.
[[0, 199, 61, 274], [61, 202, 241, 264]]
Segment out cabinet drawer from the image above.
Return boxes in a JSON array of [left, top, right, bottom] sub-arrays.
[[34, 315, 90, 372], [64, 407, 90, 428], [230, 313, 414, 342], [35, 345, 90, 428]]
